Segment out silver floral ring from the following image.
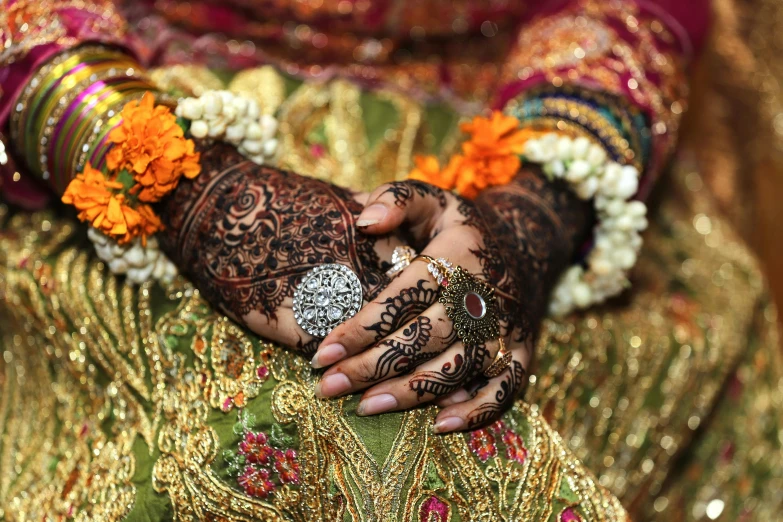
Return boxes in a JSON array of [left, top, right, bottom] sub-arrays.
[[293, 263, 363, 338]]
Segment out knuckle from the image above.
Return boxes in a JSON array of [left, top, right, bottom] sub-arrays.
[[353, 354, 381, 382], [330, 320, 368, 353]]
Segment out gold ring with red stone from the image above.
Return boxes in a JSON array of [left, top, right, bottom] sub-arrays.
[[483, 338, 512, 378], [414, 255, 500, 345]]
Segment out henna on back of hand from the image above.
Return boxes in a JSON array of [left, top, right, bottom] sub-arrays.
[[474, 168, 593, 342], [157, 143, 391, 335]]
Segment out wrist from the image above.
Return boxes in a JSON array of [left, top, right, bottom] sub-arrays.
[[477, 166, 593, 279], [10, 45, 157, 194]]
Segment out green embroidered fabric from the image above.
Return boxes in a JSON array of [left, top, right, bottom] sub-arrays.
[[1, 73, 781, 521]]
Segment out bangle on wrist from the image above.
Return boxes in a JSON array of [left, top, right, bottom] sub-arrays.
[[11, 45, 157, 193]]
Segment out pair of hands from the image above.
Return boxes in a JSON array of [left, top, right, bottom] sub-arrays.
[[160, 144, 568, 433], [311, 181, 531, 433]]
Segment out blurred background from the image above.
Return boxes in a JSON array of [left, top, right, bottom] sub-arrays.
[[681, 0, 783, 326]]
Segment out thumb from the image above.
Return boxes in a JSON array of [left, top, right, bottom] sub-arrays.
[[356, 181, 447, 238]]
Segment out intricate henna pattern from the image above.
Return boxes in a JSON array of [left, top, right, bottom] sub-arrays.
[[378, 180, 447, 209], [362, 279, 439, 342], [345, 169, 590, 423], [158, 143, 393, 349], [466, 360, 526, 428], [364, 316, 436, 381], [407, 343, 491, 399], [473, 168, 593, 343]]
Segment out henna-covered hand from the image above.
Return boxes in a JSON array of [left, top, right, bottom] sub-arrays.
[[157, 143, 404, 355], [310, 168, 591, 433]]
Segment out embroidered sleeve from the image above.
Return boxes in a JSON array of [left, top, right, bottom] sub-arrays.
[[496, 0, 709, 198], [0, 0, 133, 125]]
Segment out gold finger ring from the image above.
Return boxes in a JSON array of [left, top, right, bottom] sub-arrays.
[[385, 246, 417, 278], [413, 255, 454, 288], [415, 256, 500, 345], [483, 338, 512, 378]]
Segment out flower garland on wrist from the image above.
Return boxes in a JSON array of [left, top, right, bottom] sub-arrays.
[[61, 90, 280, 285], [407, 111, 648, 316]]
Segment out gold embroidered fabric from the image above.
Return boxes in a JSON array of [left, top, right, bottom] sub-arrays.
[[0, 209, 625, 522], [1, 68, 782, 520]]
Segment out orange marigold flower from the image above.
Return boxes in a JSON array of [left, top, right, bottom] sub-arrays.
[[456, 154, 521, 200], [136, 204, 164, 246], [408, 154, 463, 190], [405, 111, 532, 199], [107, 92, 201, 203], [460, 111, 529, 159], [62, 163, 163, 244]]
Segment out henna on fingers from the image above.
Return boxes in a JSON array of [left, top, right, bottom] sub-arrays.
[[366, 315, 436, 381], [407, 342, 491, 399], [342, 169, 593, 431], [465, 360, 526, 428], [376, 180, 448, 210], [362, 279, 439, 342]]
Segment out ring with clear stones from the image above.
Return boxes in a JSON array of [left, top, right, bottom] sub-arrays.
[[293, 263, 363, 338], [385, 246, 417, 279]]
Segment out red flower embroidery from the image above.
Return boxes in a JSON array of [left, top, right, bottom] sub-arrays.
[[239, 431, 274, 465], [502, 429, 528, 465], [273, 448, 301, 484], [469, 429, 497, 462], [469, 423, 529, 466], [419, 495, 450, 522], [560, 506, 583, 522], [490, 420, 506, 433], [238, 466, 276, 498]]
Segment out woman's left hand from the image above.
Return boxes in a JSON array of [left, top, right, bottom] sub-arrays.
[[311, 180, 536, 433]]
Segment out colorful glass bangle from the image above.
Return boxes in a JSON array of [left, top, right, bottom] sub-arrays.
[[10, 45, 157, 193]]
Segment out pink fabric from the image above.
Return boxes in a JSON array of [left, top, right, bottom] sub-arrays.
[[1, 0, 710, 209]]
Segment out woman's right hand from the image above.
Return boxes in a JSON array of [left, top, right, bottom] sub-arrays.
[[158, 143, 404, 355]]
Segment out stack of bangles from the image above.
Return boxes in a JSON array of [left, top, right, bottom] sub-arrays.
[[389, 247, 511, 378]]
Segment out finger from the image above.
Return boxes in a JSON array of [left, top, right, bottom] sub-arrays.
[[356, 181, 447, 237], [432, 348, 529, 434], [313, 228, 491, 369], [312, 261, 437, 368], [314, 302, 457, 398], [243, 305, 319, 355], [353, 339, 499, 415], [436, 388, 471, 407]]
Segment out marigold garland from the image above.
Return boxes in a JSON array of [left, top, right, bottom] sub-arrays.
[[61, 163, 162, 244], [408, 111, 541, 199], [62, 92, 200, 246], [106, 92, 201, 203], [406, 111, 649, 315]]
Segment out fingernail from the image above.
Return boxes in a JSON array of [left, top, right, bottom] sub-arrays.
[[437, 389, 471, 407], [433, 416, 464, 434], [357, 394, 398, 416], [310, 343, 346, 369], [315, 373, 351, 398], [356, 204, 388, 227]]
